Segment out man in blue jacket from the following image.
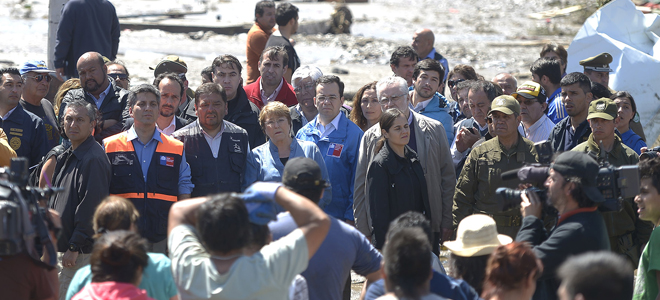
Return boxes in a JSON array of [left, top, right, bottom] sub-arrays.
[[410, 59, 453, 143], [297, 75, 364, 224]]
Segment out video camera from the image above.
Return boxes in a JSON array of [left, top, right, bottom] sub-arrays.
[[496, 141, 640, 213], [0, 158, 61, 267]]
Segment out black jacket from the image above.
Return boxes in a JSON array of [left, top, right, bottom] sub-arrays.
[[177, 95, 197, 124], [59, 78, 129, 142], [547, 117, 591, 153], [225, 86, 266, 148], [49, 136, 111, 253], [367, 142, 430, 249], [516, 209, 610, 300]]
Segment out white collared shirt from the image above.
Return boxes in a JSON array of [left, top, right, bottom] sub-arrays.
[[200, 121, 225, 158], [0, 106, 18, 120], [157, 117, 177, 136], [315, 112, 342, 139], [86, 82, 112, 109], [260, 78, 284, 106], [518, 114, 555, 143]]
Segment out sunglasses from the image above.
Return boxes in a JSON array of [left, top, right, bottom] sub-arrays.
[[448, 78, 466, 88], [108, 73, 129, 81], [26, 74, 52, 83]]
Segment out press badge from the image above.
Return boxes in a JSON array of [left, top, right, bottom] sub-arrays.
[[160, 155, 175, 167], [327, 143, 344, 158]]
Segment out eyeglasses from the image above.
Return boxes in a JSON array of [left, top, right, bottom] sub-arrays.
[[317, 95, 339, 103], [293, 83, 315, 93], [108, 73, 129, 81], [448, 78, 466, 88], [25, 74, 52, 83], [378, 93, 407, 105], [518, 98, 540, 107]]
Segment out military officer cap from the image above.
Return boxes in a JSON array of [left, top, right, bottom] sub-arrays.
[[489, 95, 520, 115], [579, 52, 613, 72], [587, 98, 617, 121], [150, 55, 188, 78]]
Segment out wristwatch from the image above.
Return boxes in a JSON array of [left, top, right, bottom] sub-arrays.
[[68, 243, 80, 253]]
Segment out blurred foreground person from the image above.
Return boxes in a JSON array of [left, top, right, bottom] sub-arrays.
[[481, 242, 543, 300], [633, 157, 660, 300], [167, 182, 330, 299], [557, 252, 633, 300], [66, 196, 177, 300], [71, 231, 153, 300], [444, 214, 512, 295]]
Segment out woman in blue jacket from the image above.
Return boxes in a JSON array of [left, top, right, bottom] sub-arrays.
[[244, 101, 331, 208]]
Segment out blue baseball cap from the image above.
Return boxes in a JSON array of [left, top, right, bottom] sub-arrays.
[[19, 60, 54, 75]]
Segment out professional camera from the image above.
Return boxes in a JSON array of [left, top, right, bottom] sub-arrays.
[[497, 141, 640, 213], [0, 158, 59, 266], [640, 146, 660, 161]]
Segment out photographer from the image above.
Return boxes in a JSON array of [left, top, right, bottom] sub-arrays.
[[516, 151, 610, 300], [572, 98, 652, 267]]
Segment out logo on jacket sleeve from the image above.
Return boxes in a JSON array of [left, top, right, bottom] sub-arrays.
[[160, 155, 175, 167], [326, 143, 343, 158]]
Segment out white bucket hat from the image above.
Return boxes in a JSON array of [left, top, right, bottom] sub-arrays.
[[443, 214, 512, 257]]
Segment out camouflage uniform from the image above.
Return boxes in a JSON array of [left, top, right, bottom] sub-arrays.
[[573, 133, 652, 267], [453, 133, 538, 238]]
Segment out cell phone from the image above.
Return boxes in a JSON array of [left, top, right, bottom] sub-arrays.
[[461, 120, 477, 134]]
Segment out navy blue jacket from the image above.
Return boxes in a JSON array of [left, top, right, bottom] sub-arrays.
[[54, 0, 120, 77], [1, 105, 48, 167], [172, 120, 249, 196], [364, 270, 480, 300]]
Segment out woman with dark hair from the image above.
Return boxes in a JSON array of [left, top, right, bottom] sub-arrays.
[[481, 242, 543, 300], [72, 230, 153, 300], [349, 81, 381, 131], [66, 196, 178, 300], [367, 108, 430, 249], [443, 214, 512, 295], [611, 91, 646, 155]]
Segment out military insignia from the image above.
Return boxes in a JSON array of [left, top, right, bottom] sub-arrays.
[[596, 103, 606, 111], [9, 137, 20, 150]]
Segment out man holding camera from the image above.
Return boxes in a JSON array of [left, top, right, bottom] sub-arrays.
[[517, 151, 610, 300], [571, 98, 652, 267], [453, 95, 538, 238]]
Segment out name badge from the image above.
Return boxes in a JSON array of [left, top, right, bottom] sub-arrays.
[[160, 155, 175, 167], [326, 143, 344, 158]]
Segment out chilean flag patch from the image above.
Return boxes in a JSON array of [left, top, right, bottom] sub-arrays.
[[326, 143, 344, 158], [160, 155, 175, 167]]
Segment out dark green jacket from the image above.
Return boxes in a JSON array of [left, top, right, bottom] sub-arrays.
[[453, 134, 538, 238]]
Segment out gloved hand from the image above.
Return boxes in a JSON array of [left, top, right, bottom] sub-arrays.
[[241, 182, 283, 225]]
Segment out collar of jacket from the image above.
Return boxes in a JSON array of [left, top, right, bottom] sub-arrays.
[[492, 133, 530, 163], [301, 113, 349, 140], [70, 135, 99, 159], [268, 137, 299, 155], [585, 133, 624, 157], [380, 141, 419, 174]]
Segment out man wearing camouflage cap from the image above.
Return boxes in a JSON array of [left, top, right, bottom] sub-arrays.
[[572, 98, 652, 267], [454, 95, 539, 238], [151, 55, 197, 123], [513, 81, 555, 143]]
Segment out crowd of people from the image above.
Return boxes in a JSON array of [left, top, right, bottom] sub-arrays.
[[1, 0, 659, 300]]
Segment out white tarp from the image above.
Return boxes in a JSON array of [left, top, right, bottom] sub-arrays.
[[567, 0, 660, 146]]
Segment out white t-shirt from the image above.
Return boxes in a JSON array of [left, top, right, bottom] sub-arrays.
[[168, 224, 309, 300]]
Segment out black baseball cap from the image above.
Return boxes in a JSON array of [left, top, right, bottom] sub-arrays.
[[551, 152, 605, 203], [283, 157, 329, 191]]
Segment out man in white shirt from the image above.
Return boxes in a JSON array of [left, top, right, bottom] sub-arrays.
[[167, 181, 331, 300], [513, 81, 555, 143], [153, 73, 188, 135]]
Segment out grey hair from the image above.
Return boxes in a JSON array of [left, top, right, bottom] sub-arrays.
[[376, 76, 408, 100], [63, 99, 99, 123], [494, 72, 518, 87], [128, 84, 161, 108], [291, 65, 323, 89]]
